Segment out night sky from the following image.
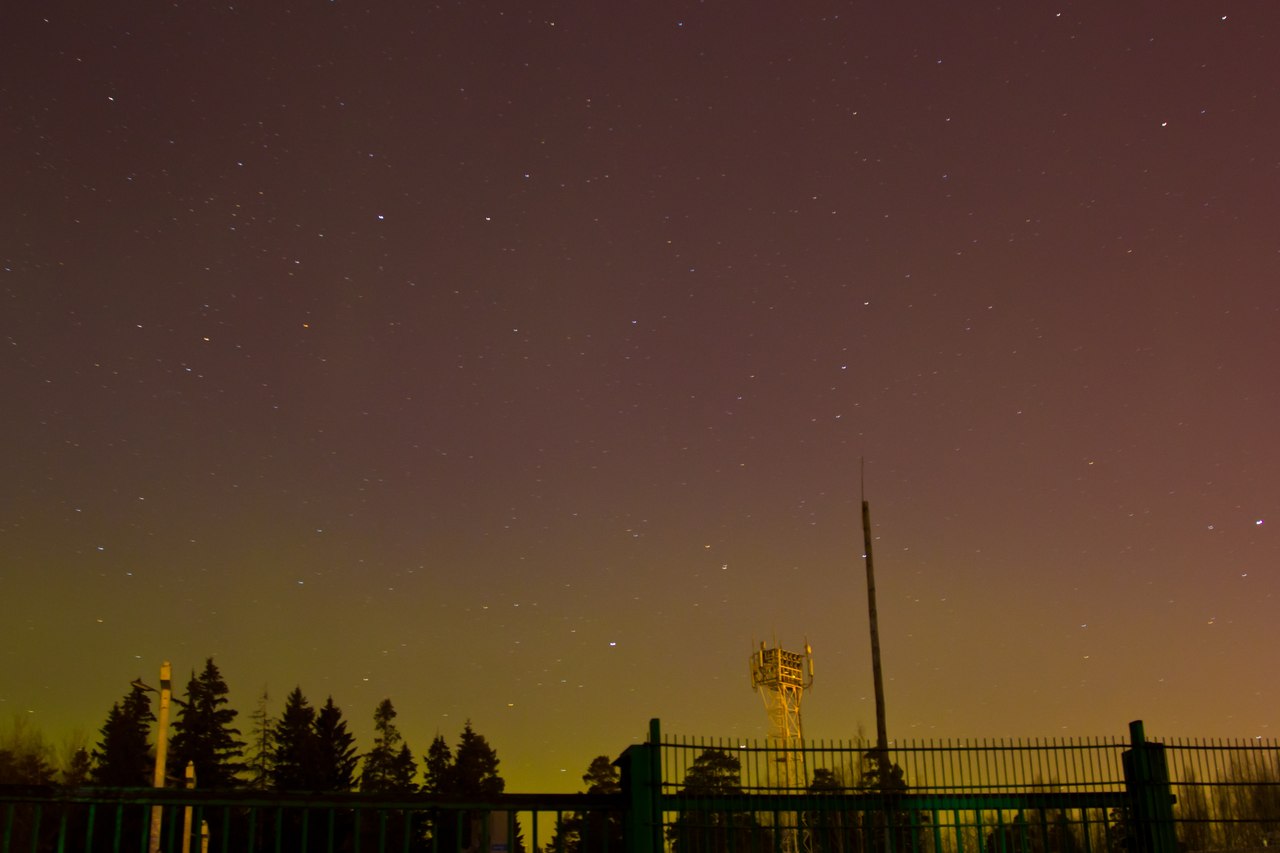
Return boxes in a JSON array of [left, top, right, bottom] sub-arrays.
[[3, 1, 1278, 793]]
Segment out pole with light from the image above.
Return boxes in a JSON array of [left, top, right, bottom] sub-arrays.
[[132, 661, 183, 853]]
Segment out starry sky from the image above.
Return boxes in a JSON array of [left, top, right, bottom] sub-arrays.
[[3, 1, 1278, 793]]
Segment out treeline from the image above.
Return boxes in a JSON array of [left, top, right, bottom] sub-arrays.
[[1, 657, 506, 797]]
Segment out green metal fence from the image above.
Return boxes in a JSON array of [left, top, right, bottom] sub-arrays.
[[1163, 737, 1280, 852], [3, 721, 1276, 853], [0, 788, 623, 853], [627, 720, 1276, 853], [638, 719, 1136, 853]]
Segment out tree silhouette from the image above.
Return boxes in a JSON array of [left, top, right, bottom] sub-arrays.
[[0, 749, 55, 785], [63, 747, 93, 787], [550, 755, 623, 853], [667, 748, 768, 853], [169, 658, 245, 788], [270, 687, 317, 790], [0, 719, 58, 851], [244, 688, 273, 790], [423, 733, 453, 794], [91, 683, 154, 786], [354, 699, 421, 851], [583, 755, 622, 794], [265, 690, 360, 851], [451, 720, 504, 796], [424, 722, 517, 853], [804, 768, 864, 853], [359, 698, 417, 793], [313, 697, 359, 792], [682, 749, 745, 795]]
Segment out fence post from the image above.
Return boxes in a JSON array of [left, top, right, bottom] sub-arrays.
[[1122, 720, 1178, 853], [616, 719, 664, 853]]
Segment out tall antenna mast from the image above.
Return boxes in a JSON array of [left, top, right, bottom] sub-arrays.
[[861, 459, 891, 781]]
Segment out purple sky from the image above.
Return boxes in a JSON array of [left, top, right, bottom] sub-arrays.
[[3, 1, 1277, 792]]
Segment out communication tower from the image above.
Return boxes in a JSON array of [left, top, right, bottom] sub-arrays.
[[751, 641, 813, 853], [749, 641, 813, 786]]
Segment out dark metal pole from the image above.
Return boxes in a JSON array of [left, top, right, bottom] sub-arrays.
[[862, 498, 889, 758], [860, 462, 891, 791]]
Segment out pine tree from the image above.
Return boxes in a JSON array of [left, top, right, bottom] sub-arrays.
[[63, 747, 93, 787], [423, 734, 453, 794], [91, 684, 154, 786], [244, 688, 273, 790], [312, 697, 358, 792], [426, 722, 512, 853], [582, 755, 620, 794], [550, 756, 623, 853], [668, 749, 767, 853], [270, 687, 316, 791], [354, 699, 419, 852], [451, 720, 503, 796], [360, 698, 417, 793], [169, 658, 246, 788]]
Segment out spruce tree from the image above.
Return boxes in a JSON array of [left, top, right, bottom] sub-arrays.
[[422, 734, 453, 794], [313, 697, 359, 792], [269, 687, 316, 791], [425, 722, 511, 853], [451, 720, 503, 796], [169, 658, 245, 788], [91, 684, 154, 786]]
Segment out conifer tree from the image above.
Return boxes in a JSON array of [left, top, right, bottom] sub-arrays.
[[91, 684, 153, 786], [422, 734, 453, 794], [169, 658, 245, 788], [451, 720, 504, 796], [313, 697, 359, 792], [0, 716, 57, 786], [667, 749, 767, 853], [0, 750, 55, 785], [63, 747, 93, 787], [550, 756, 623, 853], [360, 698, 416, 793], [244, 688, 273, 790], [425, 722, 513, 853], [270, 687, 316, 791]]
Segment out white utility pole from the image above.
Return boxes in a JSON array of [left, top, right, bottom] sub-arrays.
[[149, 661, 173, 853]]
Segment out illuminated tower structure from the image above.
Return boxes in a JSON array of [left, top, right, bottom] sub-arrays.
[[751, 641, 813, 853], [750, 641, 813, 788]]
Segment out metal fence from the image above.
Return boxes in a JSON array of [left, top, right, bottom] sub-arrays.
[[656, 733, 1132, 794], [1163, 738, 1280, 852], [647, 721, 1280, 853], [3, 721, 1277, 853], [651, 726, 1133, 853], [0, 788, 623, 853]]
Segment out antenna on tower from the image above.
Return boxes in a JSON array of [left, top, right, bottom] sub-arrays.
[[750, 640, 813, 774]]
